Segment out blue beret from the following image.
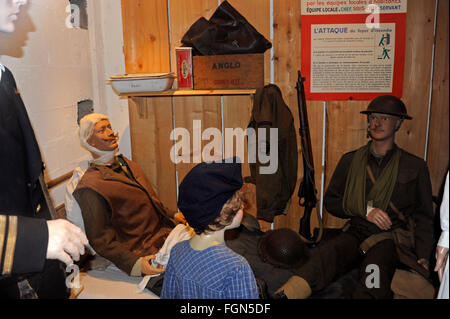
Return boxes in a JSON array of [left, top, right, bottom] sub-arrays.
[[178, 159, 243, 231]]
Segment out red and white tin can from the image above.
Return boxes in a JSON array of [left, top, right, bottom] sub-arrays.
[[175, 47, 193, 89]]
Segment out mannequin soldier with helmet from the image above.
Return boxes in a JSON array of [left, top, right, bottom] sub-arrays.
[[275, 95, 435, 299]]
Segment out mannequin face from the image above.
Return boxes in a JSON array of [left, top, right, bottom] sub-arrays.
[[368, 112, 402, 142], [87, 120, 119, 152], [0, 0, 27, 33]]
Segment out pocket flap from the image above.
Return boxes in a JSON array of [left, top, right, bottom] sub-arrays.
[[397, 169, 417, 183]]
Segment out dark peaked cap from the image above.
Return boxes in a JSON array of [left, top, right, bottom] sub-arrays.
[[178, 160, 243, 230]]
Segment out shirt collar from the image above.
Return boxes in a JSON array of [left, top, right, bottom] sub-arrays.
[[0, 63, 5, 72], [369, 143, 398, 165]]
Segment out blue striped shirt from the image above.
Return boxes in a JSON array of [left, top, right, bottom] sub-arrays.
[[160, 240, 259, 299]]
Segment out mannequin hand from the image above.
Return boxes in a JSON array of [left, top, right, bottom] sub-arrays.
[[434, 246, 449, 281], [174, 212, 187, 224], [46, 219, 89, 265], [366, 208, 392, 230], [417, 258, 430, 271], [141, 255, 165, 276]]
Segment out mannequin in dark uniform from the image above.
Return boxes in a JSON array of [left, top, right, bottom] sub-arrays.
[[276, 95, 435, 299], [0, 0, 88, 298]]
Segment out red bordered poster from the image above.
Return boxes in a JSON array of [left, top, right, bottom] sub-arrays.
[[301, 0, 407, 100]]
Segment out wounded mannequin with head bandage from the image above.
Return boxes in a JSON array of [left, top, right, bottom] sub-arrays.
[[65, 113, 191, 280]]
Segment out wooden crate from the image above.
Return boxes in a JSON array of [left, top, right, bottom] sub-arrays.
[[193, 53, 264, 89]]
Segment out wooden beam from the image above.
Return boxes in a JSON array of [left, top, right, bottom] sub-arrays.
[[47, 171, 73, 190]]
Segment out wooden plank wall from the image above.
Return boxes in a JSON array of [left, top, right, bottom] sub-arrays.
[[121, 0, 449, 231], [428, 0, 449, 198], [169, 0, 222, 192]]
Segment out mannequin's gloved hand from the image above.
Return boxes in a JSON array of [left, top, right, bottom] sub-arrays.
[[46, 219, 89, 265], [141, 255, 165, 276], [434, 246, 449, 281]]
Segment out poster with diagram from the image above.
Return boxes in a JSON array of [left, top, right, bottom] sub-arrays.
[[301, 0, 407, 100]]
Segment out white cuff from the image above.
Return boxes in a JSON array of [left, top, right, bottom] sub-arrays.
[[366, 200, 375, 216], [438, 230, 449, 249]]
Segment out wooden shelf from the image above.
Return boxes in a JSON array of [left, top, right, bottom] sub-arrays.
[[120, 89, 257, 97]]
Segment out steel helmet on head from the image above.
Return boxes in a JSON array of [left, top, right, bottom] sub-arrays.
[[360, 95, 412, 120]]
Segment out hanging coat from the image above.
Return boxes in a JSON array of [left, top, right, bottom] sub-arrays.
[[248, 84, 298, 222]]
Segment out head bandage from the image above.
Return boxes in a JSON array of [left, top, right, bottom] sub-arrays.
[[79, 113, 117, 165]]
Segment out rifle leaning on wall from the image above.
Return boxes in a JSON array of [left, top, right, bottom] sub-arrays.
[[296, 70, 323, 246]]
